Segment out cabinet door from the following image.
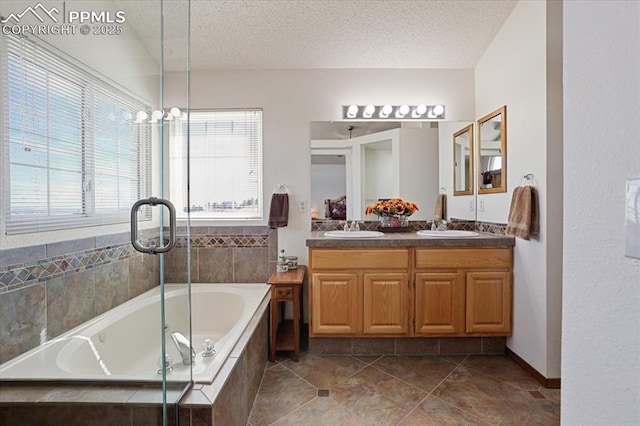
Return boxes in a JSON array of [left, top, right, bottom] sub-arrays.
[[466, 271, 512, 334], [311, 273, 360, 335], [363, 273, 409, 335], [414, 272, 464, 335]]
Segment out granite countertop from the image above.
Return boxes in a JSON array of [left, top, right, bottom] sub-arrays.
[[306, 231, 515, 248]]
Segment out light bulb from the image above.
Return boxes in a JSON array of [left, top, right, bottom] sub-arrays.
[[346, 105, 358, 118], [363, 105, 375, 118], [150, 110, 163, 122], [170, 107, 181, 117], [379, 104, 392, 118], [136, 111, 148, 123], [411, 104, 428, 118], [395, 104, 410, 118], [433, 105, 445, 116]]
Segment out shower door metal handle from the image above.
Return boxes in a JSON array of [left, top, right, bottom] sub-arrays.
[[130, 197, 177, 254]]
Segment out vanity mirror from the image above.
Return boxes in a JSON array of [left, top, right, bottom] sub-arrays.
[[453, 124, 474, 196], [311, 121, 476, 223], [477, 105, 507, 194]]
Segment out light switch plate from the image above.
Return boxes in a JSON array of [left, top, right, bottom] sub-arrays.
[[625, 177, 640, 259]]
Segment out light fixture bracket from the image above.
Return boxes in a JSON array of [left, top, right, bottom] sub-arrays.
[[342, 104, 445, 120]]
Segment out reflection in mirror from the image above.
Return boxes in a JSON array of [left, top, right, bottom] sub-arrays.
[[477, 105, 507, 194], [453, 124, 474, 196], [310, 153, 348, 220], [310, 122, 400, 221]]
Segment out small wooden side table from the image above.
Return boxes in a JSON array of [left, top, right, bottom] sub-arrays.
[[268, 265, 306, 362]]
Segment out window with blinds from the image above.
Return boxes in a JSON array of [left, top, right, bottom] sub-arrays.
[[170, 110, 263, 219], [2, 35, 151, 234]]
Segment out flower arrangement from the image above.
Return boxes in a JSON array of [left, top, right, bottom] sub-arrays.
[[365, 197, 419, 217]]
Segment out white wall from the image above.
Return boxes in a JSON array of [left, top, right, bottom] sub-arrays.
[[364, 147, 394, 204], [562, 2, 640, 424], [475, 0, 562, 378], [166, 69, 475, 265], [398, 127, 439, 221]]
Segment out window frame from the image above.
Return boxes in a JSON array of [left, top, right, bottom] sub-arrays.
[[1, 34, 152, 235], [170, 108, 264, 221]]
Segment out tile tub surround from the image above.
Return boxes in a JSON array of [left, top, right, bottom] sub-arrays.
[[249, 353, 560, 425], [0, 291, 271, 426], [0, 233, 159, 364], [0, 225, 275, 364], [163, 226, 278, 284]]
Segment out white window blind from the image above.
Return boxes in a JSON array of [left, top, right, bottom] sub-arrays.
[[2, 35, 151, 234], [170, 110, 263, 219]]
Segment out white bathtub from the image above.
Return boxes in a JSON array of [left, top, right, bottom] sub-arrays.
[[0, 283, 270, 384]]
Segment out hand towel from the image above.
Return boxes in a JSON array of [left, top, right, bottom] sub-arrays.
[[268, 193, 289, 228], [434, 194, 447, 221], [506, 186, 540, 240]]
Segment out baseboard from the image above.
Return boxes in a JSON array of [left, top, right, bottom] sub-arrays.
[[506, 347, 561, 389]]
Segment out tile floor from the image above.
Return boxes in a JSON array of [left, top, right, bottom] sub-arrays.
[[247, 352, 560, 425]]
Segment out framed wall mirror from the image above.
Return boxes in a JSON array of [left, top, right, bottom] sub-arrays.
[[477, 105, 507, 194], [453, 124, 474, 196]]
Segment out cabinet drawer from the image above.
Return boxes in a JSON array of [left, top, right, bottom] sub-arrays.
[[273, 286, 294, 300], [311, 249, 409, 270], [415, 248, 511, 269]]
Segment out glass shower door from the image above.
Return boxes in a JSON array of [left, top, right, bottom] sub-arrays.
[[130, 0, 192, 424]]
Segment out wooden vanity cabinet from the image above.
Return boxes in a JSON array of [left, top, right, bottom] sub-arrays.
[[414, 248, 513, 336], [309, 249, 410, 337], [311, 272, 360, 335], [414, 271, 465, 335], [309, 245, 513, 338]]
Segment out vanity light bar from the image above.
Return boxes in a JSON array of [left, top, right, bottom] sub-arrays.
[[342, 104, 445, 120]]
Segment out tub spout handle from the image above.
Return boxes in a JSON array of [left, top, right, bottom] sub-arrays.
[[170, 332, 195, 365]]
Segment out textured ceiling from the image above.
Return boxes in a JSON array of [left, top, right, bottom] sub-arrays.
[[117, 0, 518, 71]]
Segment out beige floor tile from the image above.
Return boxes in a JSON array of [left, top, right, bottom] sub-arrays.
[[282, 354, 367, 389], [372, 355, 458, 392], [351, 355, 384, 364], [249, 354, 560, 426], [398, 395, 490, 425], [539, 386, 561, 404], [248, 364, 317, 426], [432, 366, 560, 425], [461, 355, 540, 391], [271, 397, 362, 426], [330, 365, 427, 425]]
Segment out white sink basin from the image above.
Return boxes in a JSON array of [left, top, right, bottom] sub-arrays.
[[323, 230, 385, 238], [416, 230, 480, 238]]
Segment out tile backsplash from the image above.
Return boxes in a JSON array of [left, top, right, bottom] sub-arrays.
[[311, 219, 506, 234]]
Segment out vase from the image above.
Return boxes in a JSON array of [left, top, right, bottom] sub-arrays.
[[379, 215, 409, 228]]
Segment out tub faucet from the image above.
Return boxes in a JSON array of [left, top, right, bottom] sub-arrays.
[[170, 332, 195, 365]]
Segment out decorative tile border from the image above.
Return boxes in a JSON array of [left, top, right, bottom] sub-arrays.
[[0, 243, 138, 292], [0, 227, 274, 293], [475, 220, 508, 235], [174, 234, 270, 248]]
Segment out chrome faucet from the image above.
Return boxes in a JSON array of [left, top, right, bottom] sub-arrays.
[[170, 332, 195, 365]]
